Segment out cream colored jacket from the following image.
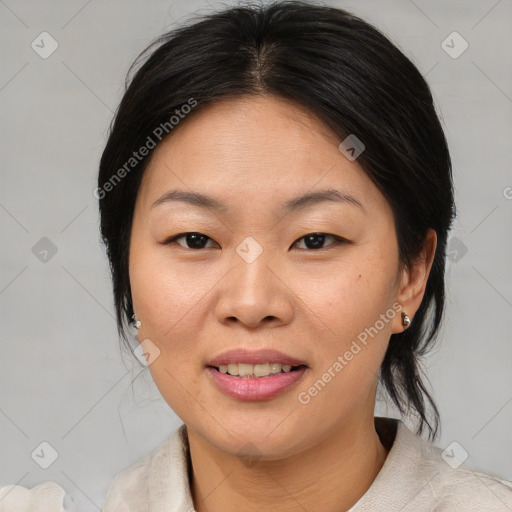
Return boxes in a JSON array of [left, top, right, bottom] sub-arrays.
[[1, 417, 511, 511]]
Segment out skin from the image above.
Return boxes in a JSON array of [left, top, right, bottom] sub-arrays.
[[129, 94, 437, 512]]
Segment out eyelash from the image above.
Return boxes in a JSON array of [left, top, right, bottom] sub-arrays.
[[162, 232, 347, 251]]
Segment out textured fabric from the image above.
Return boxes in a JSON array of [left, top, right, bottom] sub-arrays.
[[0, 480, 79, 512], [2, 417, 511, 511], [103, 416, 512, 512], [348, 417, 512, 511], [102, 425, 194, 512]]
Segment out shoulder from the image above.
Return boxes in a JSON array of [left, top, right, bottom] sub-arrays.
[[354, 417, 512, 511], [102, 423, 193, 512], [101, 448, 155, 510], [0, 481, 78, 511], [395, 418, 512, 511], [417, 437, 512, 511]]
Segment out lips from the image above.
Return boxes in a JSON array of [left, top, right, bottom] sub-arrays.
[[206, 348, 309, 401]]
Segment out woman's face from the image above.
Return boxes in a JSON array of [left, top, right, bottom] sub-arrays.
[[129, 95, 411, 458]]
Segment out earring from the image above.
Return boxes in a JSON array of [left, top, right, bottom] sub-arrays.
[[132, 314, 141, 329], [401, 312, 411, 329]]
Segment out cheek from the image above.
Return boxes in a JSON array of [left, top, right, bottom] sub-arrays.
[[297, 254, 398, 344], [129, 249, 196, 392], [130, 251, 208, 417], [296, 270, 395, 420], [295, 252, 398, 409], [130, 244, 213, 336]]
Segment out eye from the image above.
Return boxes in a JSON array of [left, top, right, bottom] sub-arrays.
[[164, 232, 218, 250], [163, 232, 346, 251], [293, 233, 345, 250]]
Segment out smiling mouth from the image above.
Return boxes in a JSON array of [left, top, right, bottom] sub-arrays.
[[208, 363, 307, 378]]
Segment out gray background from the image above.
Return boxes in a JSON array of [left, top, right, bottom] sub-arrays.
[[1, 0, 511, 510]]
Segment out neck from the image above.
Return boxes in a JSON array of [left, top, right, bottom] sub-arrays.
[[187, 414, 389, 512]]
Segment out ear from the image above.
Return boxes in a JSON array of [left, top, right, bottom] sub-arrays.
[[391, 228, 437, 334]]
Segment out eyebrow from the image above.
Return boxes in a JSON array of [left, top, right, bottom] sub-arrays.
[[151, 188, 364, 213]]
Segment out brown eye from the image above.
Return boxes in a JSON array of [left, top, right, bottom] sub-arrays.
[[294, 233, 344, 250], [163, 232, 345, 251], [166, 232, 218, 249]]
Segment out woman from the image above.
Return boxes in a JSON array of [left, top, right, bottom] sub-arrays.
[[1, 1, 510, 511]]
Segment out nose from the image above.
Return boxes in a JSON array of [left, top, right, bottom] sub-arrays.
[[214, 251, 294, 329]]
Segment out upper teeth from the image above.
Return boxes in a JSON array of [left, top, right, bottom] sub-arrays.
[[218, 363, 293, 377]]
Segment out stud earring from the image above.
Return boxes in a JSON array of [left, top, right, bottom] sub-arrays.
[[132, 314, 141, 329], [401, 312, 411, 329]]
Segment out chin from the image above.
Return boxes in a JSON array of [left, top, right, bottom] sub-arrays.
[[190, 413, 309, 459]]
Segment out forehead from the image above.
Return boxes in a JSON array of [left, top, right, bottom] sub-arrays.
[[137, 95, 386, 215]]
